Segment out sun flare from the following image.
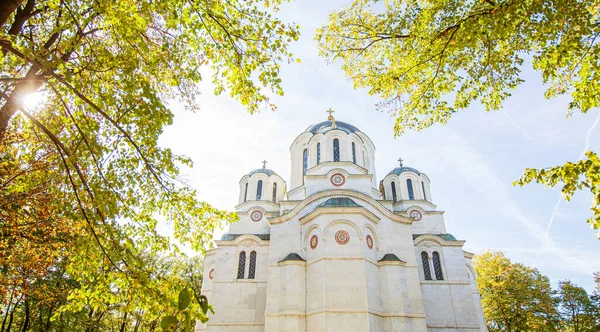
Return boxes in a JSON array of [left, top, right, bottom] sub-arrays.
[[21, 91, 46, 109]]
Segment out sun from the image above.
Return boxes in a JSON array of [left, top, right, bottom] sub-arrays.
[[21, 91, 46, 109]]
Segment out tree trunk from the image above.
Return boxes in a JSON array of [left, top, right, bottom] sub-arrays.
[[119, 312, 128, 332], [44, 305, 53, 331], [504, 318, 511, 332], [20, 300, 29, 332], [6, 310, 14, 332], [0, 0, 24, 28], [84, 308, 94, 332], [1, 292, 14, 332]]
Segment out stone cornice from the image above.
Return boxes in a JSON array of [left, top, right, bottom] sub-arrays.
[[286, 185, 305, 197], [392, 199, 437, 209], [299, 206, 380, 224], [265, 309, 426, 319], [421, 280, 471, 286], [269, 189, 414, 225], [413, 234, 465, 248], [234, 200, 280, 211], [278, 260, 306, 267], [306, 161, 368, 175], [463, 250, 475, 259], [214, 234, 270, 247]]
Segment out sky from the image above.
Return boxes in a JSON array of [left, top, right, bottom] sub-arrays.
[[160, 0, 600, 292]]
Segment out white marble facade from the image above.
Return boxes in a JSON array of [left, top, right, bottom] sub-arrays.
[[197, 116, 487, 332]]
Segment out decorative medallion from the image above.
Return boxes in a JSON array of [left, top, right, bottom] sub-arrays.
[[335, 230, 350, 245], [409, 210, 423, 221], [366, 234, 373, 249], [330, 173, 346, 187], [250, 210, 263, 222], [310, 235, 319, 250], [209, 269, 214, 280]]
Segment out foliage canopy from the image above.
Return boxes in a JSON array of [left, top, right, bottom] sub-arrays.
[[316, 0, 600, 236], [0, 0, 299, 326]]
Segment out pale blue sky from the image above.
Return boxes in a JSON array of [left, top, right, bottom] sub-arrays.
[[161, 0, 600, 292]]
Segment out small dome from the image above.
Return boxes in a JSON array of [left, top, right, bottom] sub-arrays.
[[388, 166, 422, 176], [248, 168, 277, 177], [304, 120, 360, 135]]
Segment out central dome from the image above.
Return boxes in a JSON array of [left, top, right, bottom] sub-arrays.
[[304, 120, 360, 135]]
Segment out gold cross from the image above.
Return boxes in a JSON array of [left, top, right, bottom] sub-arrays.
[[262, 160, 268, 168], [326, 108, 335, 118]]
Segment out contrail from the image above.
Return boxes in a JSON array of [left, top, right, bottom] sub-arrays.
[[501, 109, 540, 145], [534, 110, 600, 267]]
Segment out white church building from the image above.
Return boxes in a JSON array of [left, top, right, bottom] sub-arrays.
[[198, 113, 487, 332]]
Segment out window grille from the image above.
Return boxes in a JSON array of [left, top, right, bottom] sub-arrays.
[[317, 143, 321, 164], [237, 251, 246, 279], [248, 251, 257, 279], [303, 149, 308, 175], [244, 183, 248, 202], [272, 183, 277, 202], [333, 139, 340, 162], [256, 180, 263, 200], [421, 252, 432, 280], [352, 142, 356, 163], [422, 181, 427, 201], [407, 179, 414, 200], [433, 252, 444, 280], [391, 181, 398, 202]]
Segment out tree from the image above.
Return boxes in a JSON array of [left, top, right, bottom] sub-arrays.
[[1, 0, 298, 323], [558, 280, 598, 332], [316, 0, 600, 236], [473, 251, 560, 331], [0, 252, 205, 331]]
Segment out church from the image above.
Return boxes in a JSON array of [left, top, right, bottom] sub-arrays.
[[197, 113, 487, 332]]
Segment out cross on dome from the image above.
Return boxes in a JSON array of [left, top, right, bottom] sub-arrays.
[[262, 160, 268, 169], [326, 108, 334, 118], [397, 157, 404, 167], [326, 108, 337, 128]]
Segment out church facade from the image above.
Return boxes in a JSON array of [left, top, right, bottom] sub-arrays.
[[197, 115, 487, 332]]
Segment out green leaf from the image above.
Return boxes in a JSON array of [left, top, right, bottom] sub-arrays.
[[160, 315, 178, 331], [198, 294, 209, 314], [178, 288, 191, 311]]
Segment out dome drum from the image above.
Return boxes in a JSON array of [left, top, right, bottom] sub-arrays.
[[238, 169, 286, 205], [381, 167, 431, 203], [289, 120, 376, 192]]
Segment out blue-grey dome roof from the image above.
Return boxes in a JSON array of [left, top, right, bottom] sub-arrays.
[[305, 120, 360, 135], [318, 197, 361, 207], [388, 166, 422, 176], [248, 168, 277, 177]]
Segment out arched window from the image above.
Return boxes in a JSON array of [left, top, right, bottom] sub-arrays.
[[317, 143, 321, 164], [333, 139, 340, 162], [256, 180, 263, 200], [237, 251, 246, 279], [248, 251, 257, 279], [391, 181, 398, 202], [244, 182, 248, 202], [272, 183, 277, 202], [433, 252, 444, 280], [422, 181, 427, 201], [352, 142, 356, 163], [421, 252, 432, 280], [407, 179, 414, 200], [303, 149, 308, 175]]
